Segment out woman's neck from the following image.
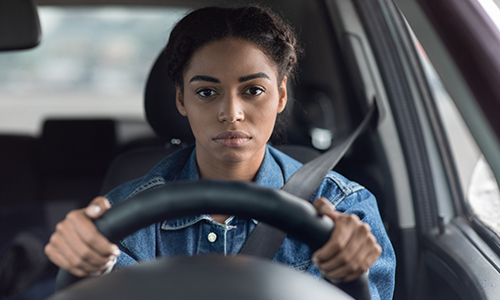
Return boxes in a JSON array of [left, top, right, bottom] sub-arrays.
[[195, 146, 266, 225]]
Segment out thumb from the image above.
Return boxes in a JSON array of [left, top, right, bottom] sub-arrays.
[[85, 196, 111, 219], [313, 197, 341, 221]]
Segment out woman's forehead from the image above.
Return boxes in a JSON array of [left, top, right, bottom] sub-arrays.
[[184, 38, 279, 82]]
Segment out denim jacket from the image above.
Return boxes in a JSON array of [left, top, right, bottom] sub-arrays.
[[105, 145, 396, 300]]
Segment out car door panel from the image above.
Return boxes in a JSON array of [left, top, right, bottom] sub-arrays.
[[326, 0, 500, 299]]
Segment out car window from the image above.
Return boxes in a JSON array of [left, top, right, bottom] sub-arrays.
[[477, 0, 500, 31], [0, 6, 188, 135], [414, 37, 500, 237]]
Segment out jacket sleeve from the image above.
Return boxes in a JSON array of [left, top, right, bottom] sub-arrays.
[[315, 174, 396, 300]]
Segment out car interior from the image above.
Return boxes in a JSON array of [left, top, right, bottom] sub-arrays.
[[1, 0, 470, 299]]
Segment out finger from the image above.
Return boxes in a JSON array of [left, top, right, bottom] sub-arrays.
[[313, 213, 360, 263], [46, 226, 104, 275], [330, 267, 365, 282], [316, 241, 360, 273], [85, 196, 111, 219], [342, 245, 381, 282], [316, 216, 367, 269], [313, 197, 339, 218], [45, 243, 87, 277], [312, 198, 342, 263], [321, 223, 382, 281], [57, 217, 116, 268], [321, 241, 367, 280], [313, 197, 343, 229], [65, 209, 121, 258], [46, 231, 117, 277], [324, 242, 380, 282]]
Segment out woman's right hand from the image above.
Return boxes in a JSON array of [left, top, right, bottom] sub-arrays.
[[44, 197, 120, 277]]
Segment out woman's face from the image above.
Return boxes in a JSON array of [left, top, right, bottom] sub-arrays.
[[176, 37, 287, 169]]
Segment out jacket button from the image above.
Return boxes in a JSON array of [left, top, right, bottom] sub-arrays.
[[207, 232, 217, 243]]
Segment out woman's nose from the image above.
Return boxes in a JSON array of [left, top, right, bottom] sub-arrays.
[[218, 95, 244, 123]]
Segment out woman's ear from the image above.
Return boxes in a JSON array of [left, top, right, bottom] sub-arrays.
[[277, 77, 288, 114], [175, 84, 187, 116]]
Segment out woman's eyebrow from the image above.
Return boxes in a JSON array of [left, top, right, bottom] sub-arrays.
[[189, 75, 220, 83], [239, 72, 271, 82], [189, 73, 270, 83]]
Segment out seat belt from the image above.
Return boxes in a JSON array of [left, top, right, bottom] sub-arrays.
[[239, 100, 379, 257]]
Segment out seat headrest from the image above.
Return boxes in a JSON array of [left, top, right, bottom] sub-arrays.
[[144, 51, 195, 146]]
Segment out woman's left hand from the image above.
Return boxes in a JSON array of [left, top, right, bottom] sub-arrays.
[[312, 197, 382, 282]]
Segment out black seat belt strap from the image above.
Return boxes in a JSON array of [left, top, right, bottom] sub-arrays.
[[239, 100, 379, 257]]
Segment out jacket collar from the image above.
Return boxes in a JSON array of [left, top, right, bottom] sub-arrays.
[[161, 145, 287, 229]]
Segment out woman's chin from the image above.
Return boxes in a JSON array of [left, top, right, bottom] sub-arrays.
[[216, 149, 253, 164], [212, 145, 265, 165]]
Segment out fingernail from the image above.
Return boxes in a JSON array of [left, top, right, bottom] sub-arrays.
[[112, 248, 121, 257], [87, 205, 101, 216], [103, 198, 111, 209], [312, 257, 320, 266], [104, 259, 115, 269], [319, 205, 330, 215], [90, 270, 103, 277], [326, 276, 341, 284]]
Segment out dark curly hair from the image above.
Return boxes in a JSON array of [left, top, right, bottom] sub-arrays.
[[164, 6, 301, 87]]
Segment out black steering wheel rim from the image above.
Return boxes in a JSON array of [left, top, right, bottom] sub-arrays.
[[96, 180, 333, 249], [54, 180, 371, 300]]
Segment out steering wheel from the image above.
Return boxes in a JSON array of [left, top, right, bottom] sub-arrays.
[[50, 180, 371, 300]]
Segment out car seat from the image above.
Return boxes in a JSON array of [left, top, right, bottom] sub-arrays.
[[0, 134, 46, 250], [0, 135, 40, 207], [39, 119, 117, 232], [100, 49, 321, 194]]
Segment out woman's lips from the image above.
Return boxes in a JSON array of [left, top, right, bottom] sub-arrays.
[[213, 131, 252, 147]]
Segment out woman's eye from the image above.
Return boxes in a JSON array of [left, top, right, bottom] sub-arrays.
[[196, 89, 217, 98], [244, 87, 264, 96]]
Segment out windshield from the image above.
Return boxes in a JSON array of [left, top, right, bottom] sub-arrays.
[[477, 0, 500, 30], [0, 6, 188, 135]]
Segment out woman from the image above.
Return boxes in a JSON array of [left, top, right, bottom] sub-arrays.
[[45, 6, 395, 300]]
